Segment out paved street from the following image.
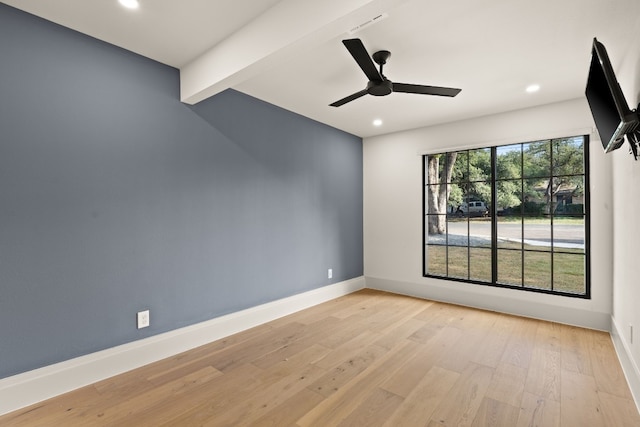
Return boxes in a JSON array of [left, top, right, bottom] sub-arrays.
[[444, 220, 584, 248]]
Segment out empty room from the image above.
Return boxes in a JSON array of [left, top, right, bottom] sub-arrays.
[[1, 0, 639, 425]]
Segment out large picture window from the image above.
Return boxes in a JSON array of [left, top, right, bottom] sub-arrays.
[[424, 136, 589, 297]]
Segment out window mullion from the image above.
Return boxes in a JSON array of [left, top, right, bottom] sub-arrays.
[[491, 147, 498, 284], [550, 142, 555, 291]]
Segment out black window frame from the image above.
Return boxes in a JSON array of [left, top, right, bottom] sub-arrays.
[[422, 135, 590, 299]]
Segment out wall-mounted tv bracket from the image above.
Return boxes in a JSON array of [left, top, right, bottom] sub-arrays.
[[628, 132, 639, 160], [627, 104, 640, 160]]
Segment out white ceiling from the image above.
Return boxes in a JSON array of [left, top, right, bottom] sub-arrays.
[[3, 0, 640, 138]]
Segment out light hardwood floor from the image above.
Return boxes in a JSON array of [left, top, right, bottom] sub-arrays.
[[2, 289, 639, 426]]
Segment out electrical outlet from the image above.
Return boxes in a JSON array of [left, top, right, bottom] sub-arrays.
[[328, 268, 333, 279], [137, 310, 150, 329]]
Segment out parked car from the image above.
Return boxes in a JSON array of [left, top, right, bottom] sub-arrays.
[[456, 201, 489, 217]]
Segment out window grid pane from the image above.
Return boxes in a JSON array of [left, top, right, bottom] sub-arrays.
[[553, 253, 586, 294], [497, 249, 522, 286], [423, 136, 589, 298], [427, 245, 447, 276], [470, 248, 492, 282], [448, 246, 469, 279]]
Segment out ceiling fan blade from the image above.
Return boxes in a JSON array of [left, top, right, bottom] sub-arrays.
[[329, 89, 369, 107], [393, 83, 461, 97], [342, 39, 382, 82]]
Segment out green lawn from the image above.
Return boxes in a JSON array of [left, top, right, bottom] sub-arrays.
[[427, 243, 585, 294]]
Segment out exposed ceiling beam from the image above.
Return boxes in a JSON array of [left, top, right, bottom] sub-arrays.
[[179, 0, 408, 104]]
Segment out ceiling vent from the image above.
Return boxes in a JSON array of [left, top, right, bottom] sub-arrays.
[[347, 13, 388, 35]]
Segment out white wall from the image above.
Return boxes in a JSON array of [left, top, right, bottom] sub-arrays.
[[363, 98, 613, 330], [610, 20, 640, 404]]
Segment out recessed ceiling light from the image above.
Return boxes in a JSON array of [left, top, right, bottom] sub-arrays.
[[525, 84, 540, 93], [373, 119, 383, 127], [119, 0, 139, 10]]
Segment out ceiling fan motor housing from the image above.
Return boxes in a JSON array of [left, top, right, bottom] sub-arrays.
[[367, 79, 393, 96]]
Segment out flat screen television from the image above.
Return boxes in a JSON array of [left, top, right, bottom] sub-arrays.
[[585, 37, 639, 153]]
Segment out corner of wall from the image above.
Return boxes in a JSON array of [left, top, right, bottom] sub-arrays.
[[611, 316, 640, 412]]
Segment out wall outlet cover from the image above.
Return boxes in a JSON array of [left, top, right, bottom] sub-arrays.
[[137, 310, 150, 329]]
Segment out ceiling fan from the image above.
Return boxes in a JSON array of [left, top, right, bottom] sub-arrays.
[[330, 38, 461, 107]]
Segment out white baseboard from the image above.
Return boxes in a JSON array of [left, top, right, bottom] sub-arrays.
[[0, 277, 365, 416], [611, 317, 640, 412], [365, 276, 611, 331]]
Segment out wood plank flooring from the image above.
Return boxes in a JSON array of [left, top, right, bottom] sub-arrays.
[[1, 289, 638, 426]]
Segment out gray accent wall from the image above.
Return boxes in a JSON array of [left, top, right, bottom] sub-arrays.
[[0, 4, 363, 379]]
